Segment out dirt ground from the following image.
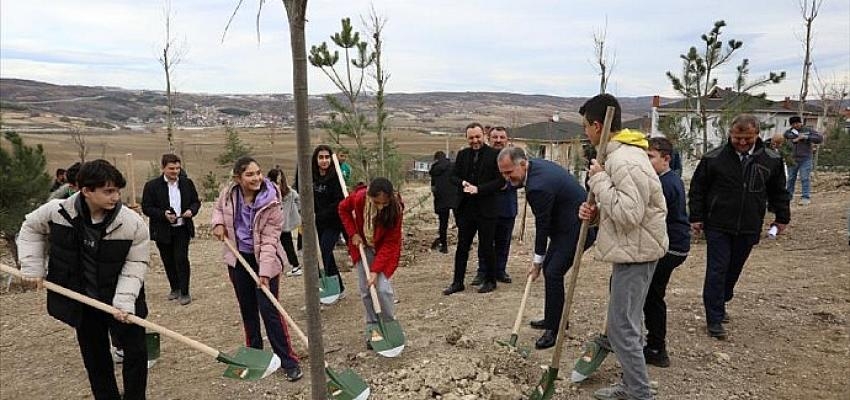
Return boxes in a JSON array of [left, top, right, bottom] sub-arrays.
[[1, 172, 849, 399]]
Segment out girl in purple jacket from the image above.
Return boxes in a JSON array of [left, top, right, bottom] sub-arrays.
[[211, 156, 302, 381]]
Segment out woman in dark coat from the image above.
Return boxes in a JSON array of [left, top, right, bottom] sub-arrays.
[[428, 151, 459, 253]]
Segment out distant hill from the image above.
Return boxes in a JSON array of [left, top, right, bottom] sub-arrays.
[[0, 78, 671, 131]]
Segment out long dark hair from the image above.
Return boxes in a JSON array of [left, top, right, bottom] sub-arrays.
[[266, 168, 290, 196], [311, 144, 337, 181], [368, 177, 401, 228]]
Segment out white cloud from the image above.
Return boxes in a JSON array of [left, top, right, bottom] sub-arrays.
[[2, 0, 847, 98]]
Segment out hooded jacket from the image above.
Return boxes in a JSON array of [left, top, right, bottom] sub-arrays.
[[17, 194, 149, 326], [210, 179, 288, 278], [587, 129, 669, 264]]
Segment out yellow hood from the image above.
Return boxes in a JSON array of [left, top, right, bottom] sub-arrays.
[[611, 129, 648, 149]]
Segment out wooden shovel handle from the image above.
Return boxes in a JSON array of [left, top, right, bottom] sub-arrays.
[[549, 106, 616, 365], [0, 263, 219, 359], [331, 154, 384, 314], [511, 273, 534, 335], [223, 240, 310, 347]]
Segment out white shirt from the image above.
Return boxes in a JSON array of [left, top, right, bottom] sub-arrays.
[[165, 176, 184, 226]]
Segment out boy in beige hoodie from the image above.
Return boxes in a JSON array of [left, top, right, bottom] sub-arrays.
[[578, 94, 668, 400]]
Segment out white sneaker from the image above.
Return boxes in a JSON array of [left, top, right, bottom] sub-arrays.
[[800, 198, 811, 206], [286, 266, 303, 277], [112, 348, 124, 364]]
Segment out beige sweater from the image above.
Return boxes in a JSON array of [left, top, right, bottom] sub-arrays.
[[588, 141, 668, 264]]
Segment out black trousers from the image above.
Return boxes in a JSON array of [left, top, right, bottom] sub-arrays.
[[77, 306, 147, 400], [280, 231, 300, 267], [436, 208, 453, 247], [643, 252, 688, 350], [478, 215, 515, 277], [228, 252, 300, 369], [452, 209, 496, 285], [156, 225, 191, 295], [318, 225, 345, 293], [703, 230, 759, 324], [542, 232, 578, 330]]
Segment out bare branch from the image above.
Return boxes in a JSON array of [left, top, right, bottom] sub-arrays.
[[221, 0, 246, 43]]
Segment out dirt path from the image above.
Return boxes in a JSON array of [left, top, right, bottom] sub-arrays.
[[2, 183, 848, 399]]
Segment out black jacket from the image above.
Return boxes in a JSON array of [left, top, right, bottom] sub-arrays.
[[451, 144, 505, 213], [429, 158, 459, 211], [142, 175, 201, 242], [688, 139, 790, 235]]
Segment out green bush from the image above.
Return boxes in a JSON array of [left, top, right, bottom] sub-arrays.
[[0, 131, 51, 258]]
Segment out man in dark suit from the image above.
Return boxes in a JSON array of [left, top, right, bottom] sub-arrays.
[[498, 146, 593, 349], [443, 122, 506, 295], [142, 154, 201, 305]]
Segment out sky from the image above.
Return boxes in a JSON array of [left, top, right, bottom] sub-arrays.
[[1, 0, 848, 99]]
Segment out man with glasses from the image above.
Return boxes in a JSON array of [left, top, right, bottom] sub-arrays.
[[689, 114, 790, 340]]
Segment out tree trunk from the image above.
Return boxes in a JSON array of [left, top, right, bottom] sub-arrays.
[[283, 1, 326, 399]]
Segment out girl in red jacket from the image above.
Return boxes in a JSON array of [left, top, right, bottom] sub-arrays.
[[338, 177, 403, 346]]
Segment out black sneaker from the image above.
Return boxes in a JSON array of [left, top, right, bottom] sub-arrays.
[[284, 366, 303, 382], [643, 347, 670, 368]]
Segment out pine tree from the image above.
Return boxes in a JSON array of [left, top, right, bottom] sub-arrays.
[[215, 126, 253, 167], [0, 131, 51, 259]]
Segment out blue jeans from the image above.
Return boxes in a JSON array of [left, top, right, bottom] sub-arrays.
[[786, 157, 813, 200]]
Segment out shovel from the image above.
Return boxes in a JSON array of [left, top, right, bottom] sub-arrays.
[[571, 310, 610, 383], [332, 154, 406, 358], [0, 263, 280, 381], [496, 272, 533, 357], [224, 241, 370, 400], [529, 105, 616, 400], [316, 232, 343, 305]]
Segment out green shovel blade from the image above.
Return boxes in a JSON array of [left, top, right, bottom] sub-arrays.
[[571, 337, 610, 383], [529, 366, 559, 400], [219, 347, 281, 381], [145, 332, 160, 368], [319, 274, 342, 305], [366, 318, 405, 358], [327, 366, 371, 400]]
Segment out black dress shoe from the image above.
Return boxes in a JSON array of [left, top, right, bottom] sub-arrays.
[[707, 322, 727, 339], [439, 244, 448, 254], [529, 319, 547, 330], [430, 238, 440, 250], [721, 312, 731, 324], [477, 280, 496, 293], [442, 283, 465, 295], [471, 274, 485, 286], [535, 330, 557, 349], [496, 273, 512, 284]]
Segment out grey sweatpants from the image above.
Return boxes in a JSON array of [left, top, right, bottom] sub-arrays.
[[609, 260, 657, 400], [356, 247, 396, 328]]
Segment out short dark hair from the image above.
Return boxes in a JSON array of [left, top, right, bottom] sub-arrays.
[[66, 162, 82, 186], [490, 126, 509, 136], [731, 114, 760, 133], [789, 116, 802, 125], [55, 168, 66, 177], [76, 159, 126, 190], [434, 151, 446, 160], [465, 122, 484, 133], [579, 94, 622, 132], [161, 153, 181, 167], [648, 137, 674, 157]]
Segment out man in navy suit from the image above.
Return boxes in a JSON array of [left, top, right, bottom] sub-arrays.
[[497, 146, 594, 349]]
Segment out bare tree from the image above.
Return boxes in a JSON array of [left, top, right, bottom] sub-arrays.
[[797, 0, 822, 119], [589, 18, 616, 94], [159, 0, 186, 153], [70, 128, 88, 162], [364, 6, 390, 175], [224, 2, 326, 398]]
